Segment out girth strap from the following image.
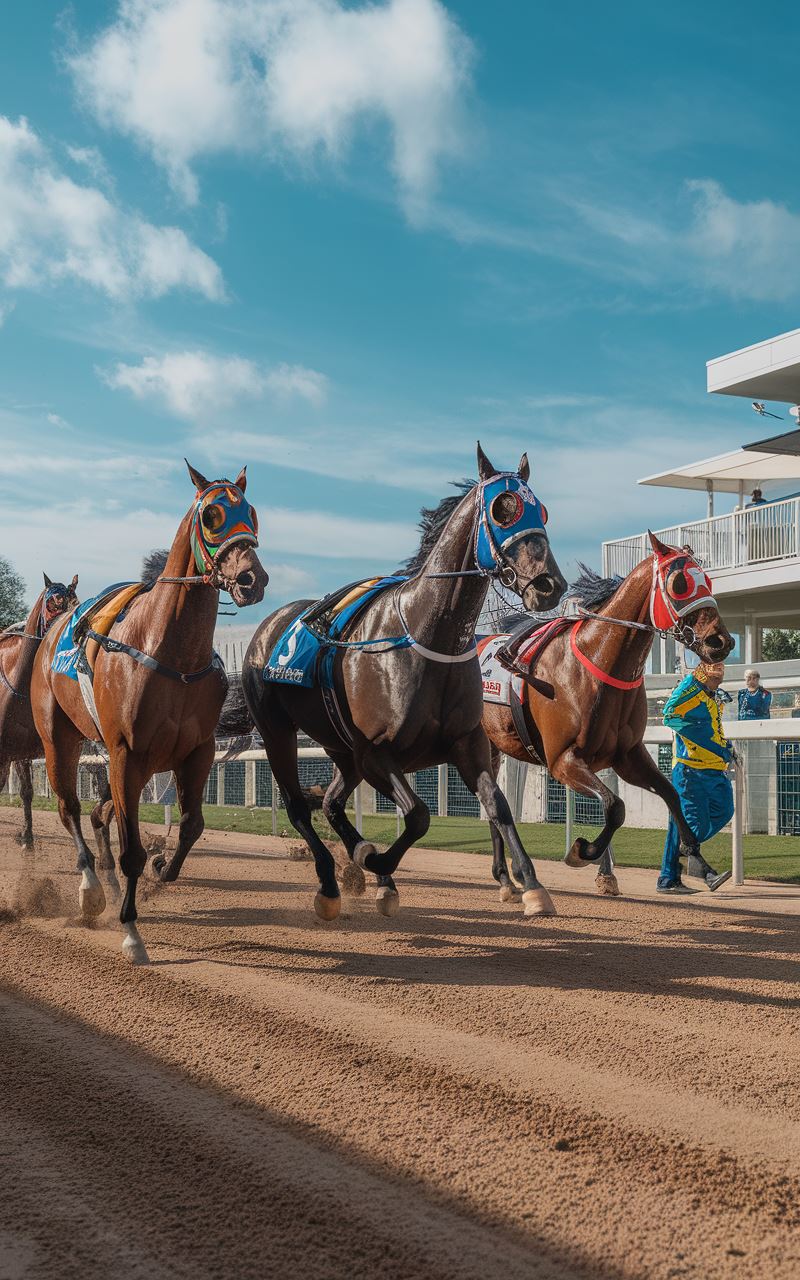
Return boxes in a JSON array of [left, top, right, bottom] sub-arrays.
[[569, 621, 644, 691], [509, 693, 545, 764], [86, 630, 224, 684]]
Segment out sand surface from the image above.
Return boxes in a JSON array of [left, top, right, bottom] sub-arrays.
[[1, 807, 798, 1280]]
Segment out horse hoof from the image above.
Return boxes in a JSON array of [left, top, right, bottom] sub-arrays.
[[78, 869, 106, 919], [563, 838, 593, 869], [340, 861, 366, 896], [353, 841, 377, 869], [595, 872, 620, 896], [522, 887, 557, 918], [376, 887, 400, 917], [121, 924, 150, 965], [499, 883, 521, 902], [15, 835, 35, 853], [314, 892, 341, 921]]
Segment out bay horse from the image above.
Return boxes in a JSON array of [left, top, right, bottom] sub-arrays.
[[0, 576, 79, 849], [240, 444, 567, 922], [481, 532, 734, 899], [31, 462, 267, 964]]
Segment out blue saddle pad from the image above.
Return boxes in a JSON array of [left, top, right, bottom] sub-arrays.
[[264, 576, 407, 688], [50, 582, 134, 681]]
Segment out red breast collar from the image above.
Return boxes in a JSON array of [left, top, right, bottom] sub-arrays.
[[569, 621, 644, 691]]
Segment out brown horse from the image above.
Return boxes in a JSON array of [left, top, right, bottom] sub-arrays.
[[31, 462, 267, 964], [481, 533, 734, 899], [0, 575, 79, 849], [240, 444, 567, 922]]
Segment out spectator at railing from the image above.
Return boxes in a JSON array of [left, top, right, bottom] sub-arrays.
[[746, 488, 767, 508], [737, 670, 772, 720]]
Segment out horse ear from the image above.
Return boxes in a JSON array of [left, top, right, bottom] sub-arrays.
[[476, 441, 496, 481], [43, 573, 52, 589], [185, 459, 209, 491], [70, 574, 79, 589], [648, 530, 671, 557], [517, 452, 530, 483], [234, 465, 247, 493]]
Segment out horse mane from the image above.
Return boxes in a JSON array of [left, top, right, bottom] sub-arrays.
[[141, 548, 169, 583], [401, 479, 475, 575], [569, 563, 624, 613]]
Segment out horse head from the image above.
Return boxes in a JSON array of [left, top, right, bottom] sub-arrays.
[[476, 443, 566, 612], [648, 532, 733, 662], [40, 572, 79, 634], [185, 461, 268, 607]]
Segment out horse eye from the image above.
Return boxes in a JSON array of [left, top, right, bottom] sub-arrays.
[[202, 503, 226, 533], [250, 507, 259, 536], [668, 570, 688, 596], [490, 492, 522, 527], [540, 503, 548, 526]]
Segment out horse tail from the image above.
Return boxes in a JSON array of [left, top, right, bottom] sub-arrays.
[[216, 677, 255, 738]]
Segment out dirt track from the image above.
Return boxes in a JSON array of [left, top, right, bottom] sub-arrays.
[[1, 808, 798, 1280]]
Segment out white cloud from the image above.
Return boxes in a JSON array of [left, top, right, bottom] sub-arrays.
[[563, 178, 800, 303], [0, 115, 225, 302], [264, 362, 329, 407], [46, 412, 71, 429], [69, 0, 473, 211], [685, 179, 800, 303], [102, 350, 329, 418], [261, 506, 415, 561]]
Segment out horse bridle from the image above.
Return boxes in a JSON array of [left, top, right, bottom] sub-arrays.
[[426, 476, 551, 597], [573, 550, 717, 655]]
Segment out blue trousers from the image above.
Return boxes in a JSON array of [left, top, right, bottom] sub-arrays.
[[659, 764, 734, 886]]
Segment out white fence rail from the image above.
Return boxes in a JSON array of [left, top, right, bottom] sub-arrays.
[[4, 722, 800, 887], [602, 495, 800, 577]]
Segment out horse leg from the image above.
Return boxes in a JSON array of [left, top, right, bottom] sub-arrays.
[[89, 764, 120, 899], [154, 739, 213, 882], [322, 754, 368, 896], [266, 724, 341, 921], [450, 726, 555, 918], [15, 760, 35, 852], [40, 721, 105, 920], [351, 748, 430, 917], [488, 745, 520, 903], [108, 747, 150, 965], [553, 750, 625, 877]]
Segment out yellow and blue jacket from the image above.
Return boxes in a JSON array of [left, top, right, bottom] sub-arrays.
[[663, 674, 732, 771]]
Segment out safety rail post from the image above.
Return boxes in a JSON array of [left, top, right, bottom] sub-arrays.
[[732, 760, 744, 886], [565, 786, 575, 856], [245, 759, 256, 808], [438, 763, 448, 818]]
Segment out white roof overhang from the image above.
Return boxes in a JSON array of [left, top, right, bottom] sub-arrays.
[[639, 446, 800, 493], [707, 328, 800, 403]]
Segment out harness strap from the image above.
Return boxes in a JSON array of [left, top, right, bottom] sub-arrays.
[[86, 630, 223, 684], [509, 692, 545, 764], [569, 621, 644, 691], [0, 660, 22, 698]]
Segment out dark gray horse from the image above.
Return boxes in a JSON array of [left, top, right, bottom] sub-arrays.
[[240, 444, 567, 921]]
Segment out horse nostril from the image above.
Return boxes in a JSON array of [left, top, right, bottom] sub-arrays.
[[531, 574, 555, 596], [236, 570, 255, 589]]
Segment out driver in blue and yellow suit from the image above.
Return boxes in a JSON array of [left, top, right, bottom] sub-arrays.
[[658, 661, 733, 895]]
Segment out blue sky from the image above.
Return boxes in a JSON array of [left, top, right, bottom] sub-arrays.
[[2, 0, 799, 626]]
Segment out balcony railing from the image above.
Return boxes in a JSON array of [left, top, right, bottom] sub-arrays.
[[602, 495, 800, 578]]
